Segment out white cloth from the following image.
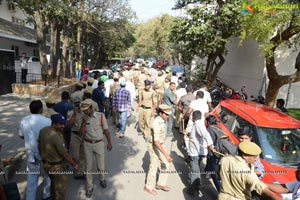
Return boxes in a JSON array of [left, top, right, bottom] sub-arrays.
[[92, 79, 99, 89], [125, 80, 136, 105], [104, 79, 114, 98], [175, 88, 187, 101], [171, 76, 179, 86], [184, 119, 213, 157], [186, 98, 209, 132], [19, 114, 51, 159], [193, 88, 212, 103]]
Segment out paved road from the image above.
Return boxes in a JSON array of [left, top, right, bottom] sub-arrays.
[[0, 94, 218, 200]]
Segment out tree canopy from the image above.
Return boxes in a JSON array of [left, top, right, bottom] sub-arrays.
[[170, 0, 242, 85], [240, 0, 300, 106]]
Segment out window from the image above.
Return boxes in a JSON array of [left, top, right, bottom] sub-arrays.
[[218, 106, 236, 132], [11, 45, 19, 59], [8, 1, 16, 12]]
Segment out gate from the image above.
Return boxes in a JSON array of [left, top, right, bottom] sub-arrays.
[[0, 49, 15, 95]]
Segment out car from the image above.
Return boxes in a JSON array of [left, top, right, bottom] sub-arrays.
[[167, 65, 185, 78], [88, 69, 113, 78], [210, 99, 300, 185]]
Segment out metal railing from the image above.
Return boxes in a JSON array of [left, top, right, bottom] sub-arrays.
[[15, 72, 62, 87]]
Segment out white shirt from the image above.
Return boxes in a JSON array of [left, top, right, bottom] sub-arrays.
[[193, 88, 212, 103], [186, 98, 209, 132], [104, 79, 114, 98], [125, 80, 136, 105], [184, 119, 213, 156], [19, 114, 51, 161], [175, 88, 187, 101], [92, 79, 99, 89], [171, 76, 179, 87]]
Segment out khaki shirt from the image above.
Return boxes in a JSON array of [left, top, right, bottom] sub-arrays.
[[84, 112, 108, 140], [110, 82, 120, 97], [42, 108, 58, 119], [67, 110, 84, 132], [70, 90, 83, 103], [137, 73, 148, 88], [39, 126, 68, 163], [156, 76, 165, 91], [217, 156, 267, 200], [139, 89, 156, 107], [151, 115, 167, 144]]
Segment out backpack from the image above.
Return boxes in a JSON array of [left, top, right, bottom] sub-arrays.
[[208, 125, 237, 158]]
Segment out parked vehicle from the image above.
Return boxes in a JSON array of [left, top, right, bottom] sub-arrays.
[[88, 69, 113, 78], [167, 65, 185, 78], [210, 99, 299, 185]]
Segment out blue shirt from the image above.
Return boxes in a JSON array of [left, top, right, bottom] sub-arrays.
[[93, 88, 106, 112], [54, 100, 74, 118]]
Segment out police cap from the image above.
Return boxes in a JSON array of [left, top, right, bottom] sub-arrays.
[[159, 104, 171, 115], [144, 80, 151, 86], [238, 141, 261, 156]]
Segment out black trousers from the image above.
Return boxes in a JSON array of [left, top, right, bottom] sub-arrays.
[[21, 68, 28, 83]]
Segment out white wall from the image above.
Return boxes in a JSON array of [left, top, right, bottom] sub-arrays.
[[218, 37, 265, 98], [217, 37, 300, 108], [0, 0, 34, 29]]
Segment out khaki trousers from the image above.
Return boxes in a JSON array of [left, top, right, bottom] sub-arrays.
[[138, 108, 152, 136], [145, 143, 170, 190], [44, 164, 67, 200], [83, 141, 105, 191], [70, 134, 85, 175]]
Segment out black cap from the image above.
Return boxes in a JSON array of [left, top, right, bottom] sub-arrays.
[[144, 80, 151, 86]]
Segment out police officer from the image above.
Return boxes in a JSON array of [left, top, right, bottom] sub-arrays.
[[217, 141, 282, 200], [70, 82, 84, 103], [144, 104, 173, 195], [79, 99, 112, 198], [153, 70, 165, 106], [38, 114, 80, 200], [67, 99, 85, 178], [137, 80, 156, 137], [43, 98, 58, 118]]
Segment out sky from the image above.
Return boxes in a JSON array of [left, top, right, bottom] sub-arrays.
[[129, 0, 180, 22]]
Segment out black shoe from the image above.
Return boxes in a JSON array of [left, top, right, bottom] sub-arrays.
[[86, 188, 93, 198], [186, 187, 194, 196], [100, 180, 107, 188]]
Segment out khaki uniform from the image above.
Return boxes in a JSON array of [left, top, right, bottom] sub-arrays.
[[138, 89, 156, 137], [67, 110, 85, 176], [83, 112, 108, 191], [39, 126, 68, 200], [110, 82, 120, 125], [137, 73, 148, 93], [217, 156, 267, 200], [154, 76, 165, 106], [70, 90, 83, 103], [132, 70, 140, 87], [43, 108, 58, 119], [145, 115, 169, 189]]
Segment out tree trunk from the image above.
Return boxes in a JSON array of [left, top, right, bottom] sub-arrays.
[[50, 19, 61, 76], [33, 10, 48, 75], [265, 50, 300, 107], [206, 53, 225, 88], [61, 31, 70, 77], [77, 0, 85, 64]]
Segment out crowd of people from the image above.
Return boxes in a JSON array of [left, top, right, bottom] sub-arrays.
[[16, 63, 299, 200]]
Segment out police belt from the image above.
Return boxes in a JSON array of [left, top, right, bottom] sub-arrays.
[[141, 105, 151, 109], [43, 160, 63, 165], [84, 138, 103, 144]]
